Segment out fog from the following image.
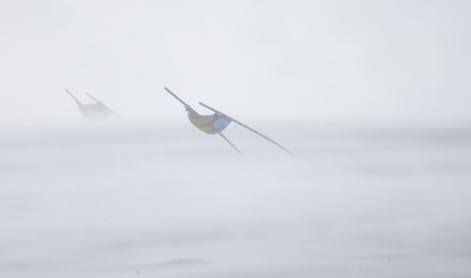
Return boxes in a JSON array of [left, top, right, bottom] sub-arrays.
[[1, 1, 471, 277], [1, 0, 470, 126]]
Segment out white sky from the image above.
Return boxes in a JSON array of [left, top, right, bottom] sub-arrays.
[[0, 0, 470, 126]]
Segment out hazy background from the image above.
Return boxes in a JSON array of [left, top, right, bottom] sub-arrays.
[[1, 1, 471, 278], [0, 0, 470, 126]]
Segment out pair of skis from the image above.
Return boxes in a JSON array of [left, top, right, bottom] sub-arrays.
[[164, 87, 293, 155], [65, 89, 102, 104], [65, 89, 117, 119]]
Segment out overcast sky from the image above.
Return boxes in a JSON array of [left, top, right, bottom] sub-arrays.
[[0, 0, 470, 126]]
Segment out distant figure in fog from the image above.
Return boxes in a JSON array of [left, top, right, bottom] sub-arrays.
[[164, 87, 292, 155], [65, 89, 116, 120]]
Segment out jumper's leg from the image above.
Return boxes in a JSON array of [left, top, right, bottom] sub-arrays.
[[219, 133, 243, 155]]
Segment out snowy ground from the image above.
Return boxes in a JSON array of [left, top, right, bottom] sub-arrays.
[[1, 124, 470, 277]]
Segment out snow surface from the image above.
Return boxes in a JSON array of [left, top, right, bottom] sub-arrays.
[[1, 125, 470, 277]]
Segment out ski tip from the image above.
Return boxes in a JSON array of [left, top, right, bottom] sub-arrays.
[[86, 93, 101, 103], [65, 88, 74, 96]]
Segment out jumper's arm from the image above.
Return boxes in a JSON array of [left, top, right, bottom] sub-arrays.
[[199, 102, 293, 155]]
